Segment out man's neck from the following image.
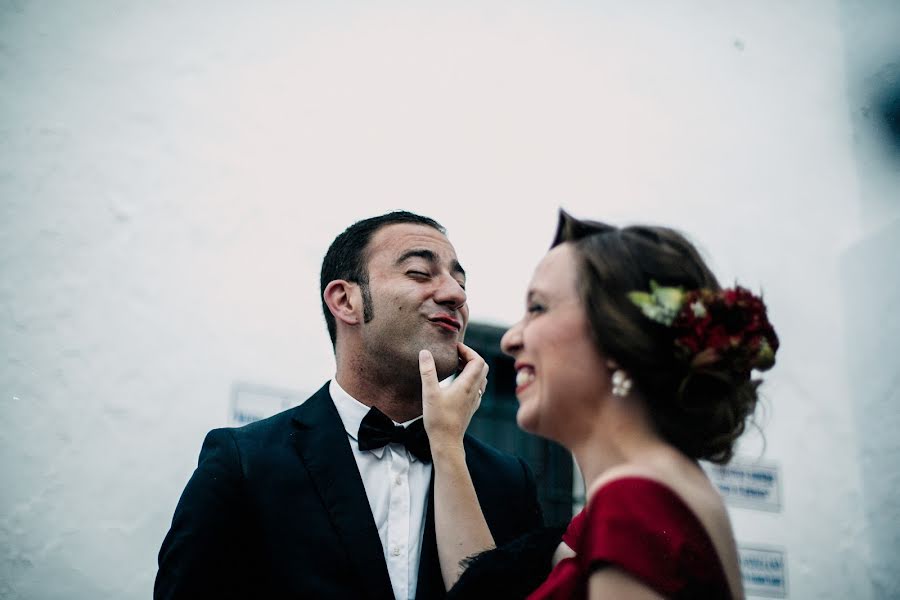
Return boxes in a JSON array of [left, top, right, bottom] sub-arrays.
[[335, 368, 423, 423]]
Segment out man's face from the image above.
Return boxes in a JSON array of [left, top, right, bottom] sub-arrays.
[[359, 223, 469, 381]]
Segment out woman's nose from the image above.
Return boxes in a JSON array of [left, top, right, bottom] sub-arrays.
[[500, 319, 523, 356]]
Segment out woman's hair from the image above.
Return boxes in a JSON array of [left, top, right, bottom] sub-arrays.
[[553, 209, 775, 464]]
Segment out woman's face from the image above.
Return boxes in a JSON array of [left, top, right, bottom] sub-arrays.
[[500, 243, 609, 442]]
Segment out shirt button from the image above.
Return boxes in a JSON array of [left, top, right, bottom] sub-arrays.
[[391, 546, 401, 557]]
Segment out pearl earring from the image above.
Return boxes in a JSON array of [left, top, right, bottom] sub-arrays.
[[611, 369, 632, 398]]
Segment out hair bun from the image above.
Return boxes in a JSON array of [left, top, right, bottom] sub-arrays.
[[670, 368, 761, 463]]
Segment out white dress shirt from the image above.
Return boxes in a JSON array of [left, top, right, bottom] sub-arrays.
[[329, 379, 432, 600]]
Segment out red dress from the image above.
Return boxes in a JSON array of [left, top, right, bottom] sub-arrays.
[[528, 477, 733, 599]]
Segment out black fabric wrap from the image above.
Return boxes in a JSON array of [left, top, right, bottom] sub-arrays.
[[447, 526, 567, 600]]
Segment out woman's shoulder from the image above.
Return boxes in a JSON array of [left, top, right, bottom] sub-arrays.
[[585, 460, 731, 550], [582, 462, 741, 599], [584, 470, 712, 538], [586, 459, 727, 526], [585, 462, 674, 498]]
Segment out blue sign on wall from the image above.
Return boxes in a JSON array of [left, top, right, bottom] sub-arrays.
[[740, 545, 788, 598], [704, 458, 782, 512]]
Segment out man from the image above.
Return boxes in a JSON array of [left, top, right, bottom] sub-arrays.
[[155, 211, 543, 599]]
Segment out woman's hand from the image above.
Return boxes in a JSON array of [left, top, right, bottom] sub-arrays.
[[419, 342, 489, 455]]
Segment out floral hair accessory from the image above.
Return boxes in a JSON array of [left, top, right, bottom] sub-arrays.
[[628, 281, 779, 375], [627, 280, 685, 326]]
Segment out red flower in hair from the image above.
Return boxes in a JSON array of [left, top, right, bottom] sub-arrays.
[[671, 286, 778, 374], [628, 282, 778, 375]]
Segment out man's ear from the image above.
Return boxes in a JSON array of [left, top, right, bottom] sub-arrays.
[[323, 280, 362, 326]]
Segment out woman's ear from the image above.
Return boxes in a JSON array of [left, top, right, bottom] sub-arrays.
[[323, 280, 362, 326]]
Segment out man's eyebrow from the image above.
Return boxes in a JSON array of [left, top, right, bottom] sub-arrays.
[[396, 249, 438, 265], [396, 249, 466, 279]]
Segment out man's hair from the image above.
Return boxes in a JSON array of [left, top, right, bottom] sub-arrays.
[[320, 211, 446, 348]]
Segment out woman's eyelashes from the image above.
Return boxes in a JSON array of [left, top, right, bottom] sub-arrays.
[[527, 302, 546, 315]]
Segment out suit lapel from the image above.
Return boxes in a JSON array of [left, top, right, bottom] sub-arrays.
[[415, 474, 444, 600], [291, 384, 394, 600]]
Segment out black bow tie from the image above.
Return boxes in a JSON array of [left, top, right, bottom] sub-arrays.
[[357, 406, 431, 463]]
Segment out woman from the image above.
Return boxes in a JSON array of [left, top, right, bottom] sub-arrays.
[[420, 210, 778, 599]]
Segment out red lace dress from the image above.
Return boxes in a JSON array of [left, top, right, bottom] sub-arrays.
[[528, 477, 733, 599]]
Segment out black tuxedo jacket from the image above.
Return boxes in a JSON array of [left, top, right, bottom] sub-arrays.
[[155, 383, 543, 599]]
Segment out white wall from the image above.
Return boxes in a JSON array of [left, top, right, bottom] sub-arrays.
[[839, 2, 900, 596], [1, 1, 897, 598]]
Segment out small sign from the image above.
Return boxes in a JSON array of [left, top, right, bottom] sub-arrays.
[[229, 382, 306, 426], [740, 545, 788, 598], [704, 458, 781, 512]]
